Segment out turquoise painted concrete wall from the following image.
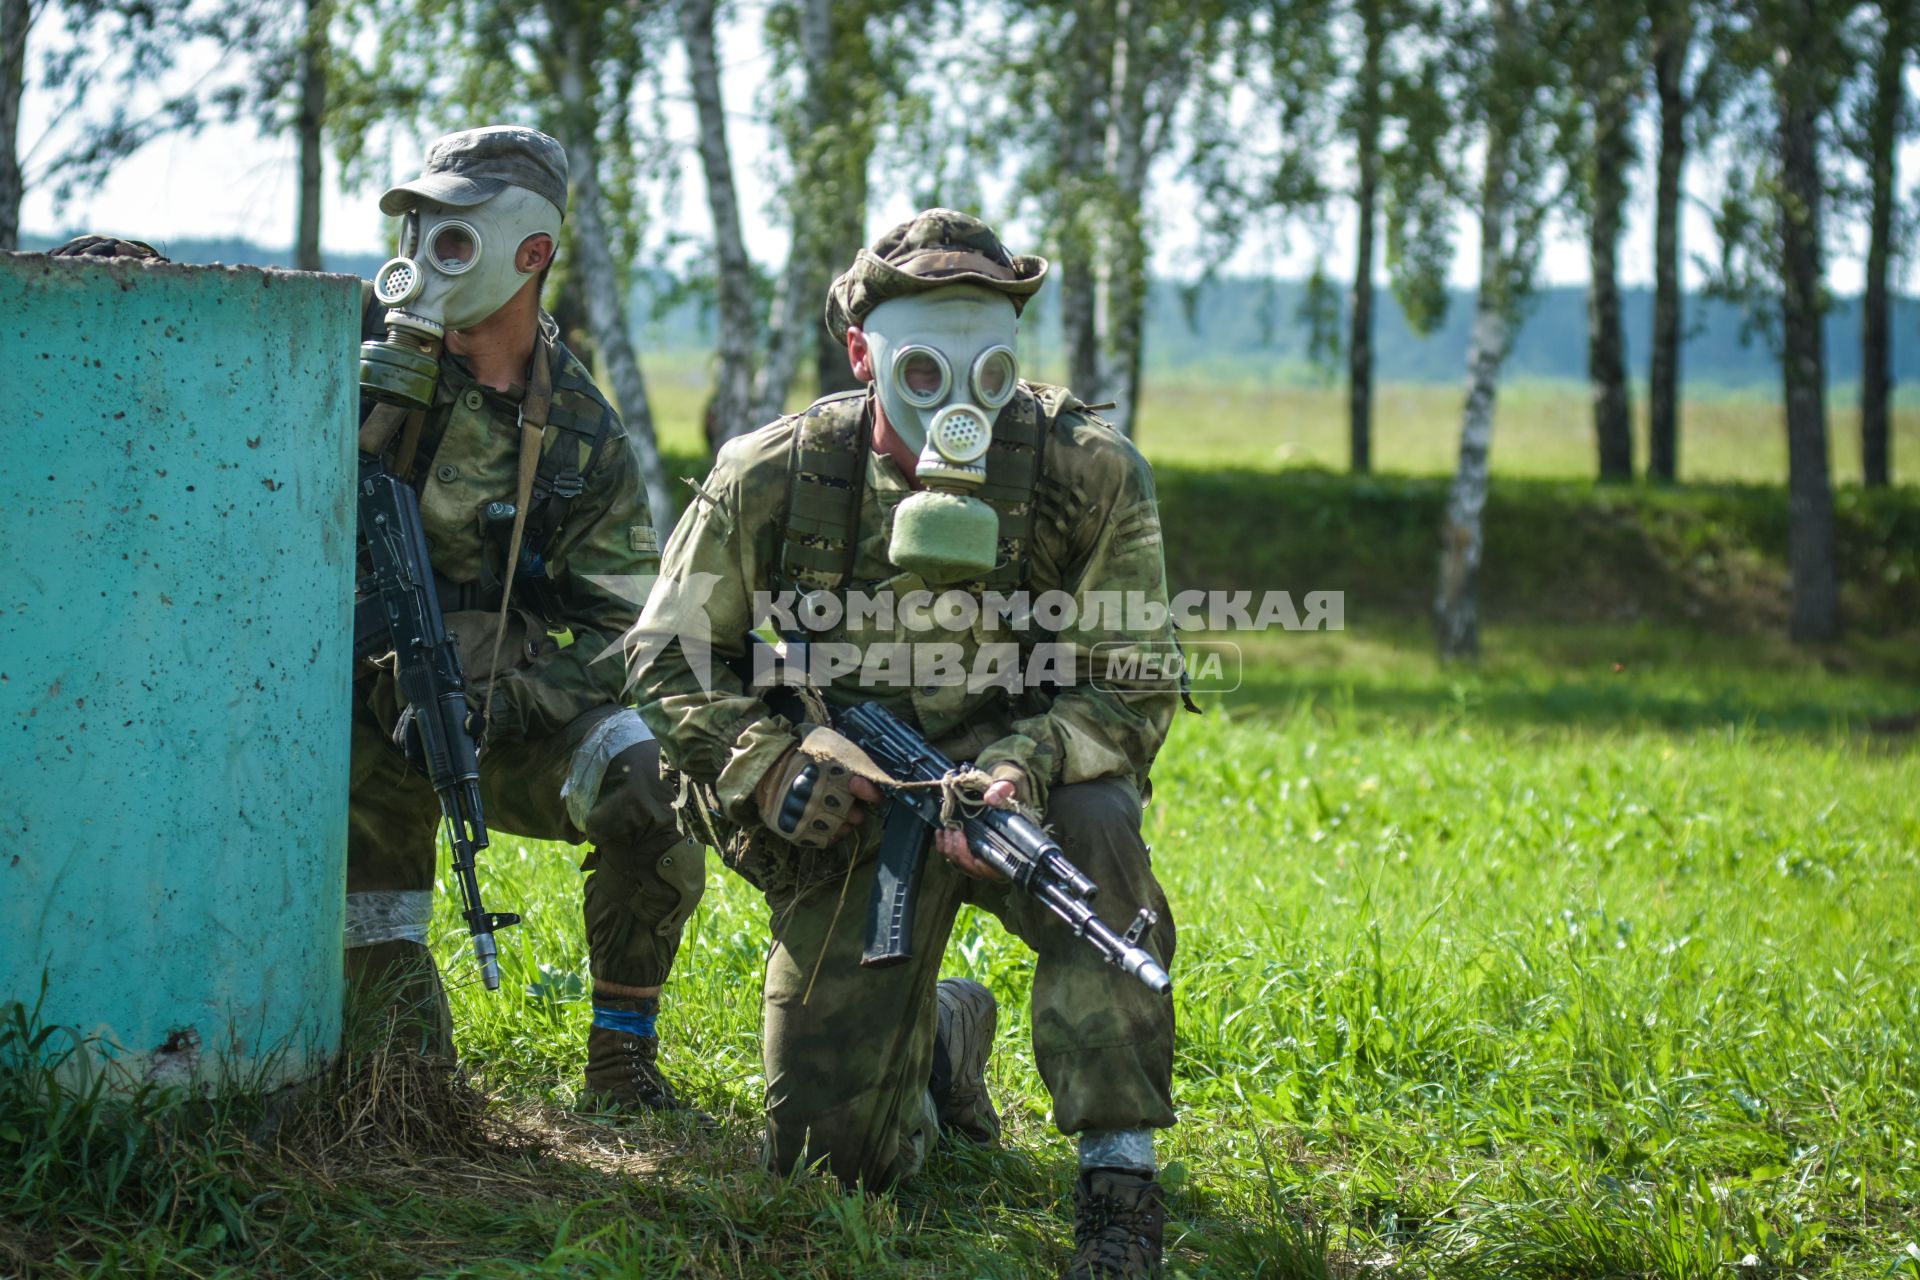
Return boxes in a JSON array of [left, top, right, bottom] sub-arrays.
[[0, 256, 358, 1089]]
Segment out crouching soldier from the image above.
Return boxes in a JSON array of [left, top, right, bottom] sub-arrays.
[[349, 125, 704, 1114], [631, 210, 1181, 1277]]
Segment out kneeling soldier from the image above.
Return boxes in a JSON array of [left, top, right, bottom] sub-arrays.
[[349, 126, 704, 1113], [632, 210, 1181, 1277]]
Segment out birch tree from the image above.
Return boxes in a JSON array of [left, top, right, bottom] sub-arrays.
[[1646, 0, 1695, 482], [1560, 0, 1646, 481], [1434, 0, 1561, 660], [1767, 1, 1843, 641], [677, 0, 755, 442], [1707, 0, 1856, 642], [389, 0, 680, 522], [1000, 0, 1221, 437], [1643, 0, 1735, 483], [745, 0, 892, 423], [1197, 0, 1455, 472], [543, 0, 675, 524], [0, 0, 206, 250]]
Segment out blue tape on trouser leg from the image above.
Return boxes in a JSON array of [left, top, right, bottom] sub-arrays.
[[593, 1006, 658, 1038]]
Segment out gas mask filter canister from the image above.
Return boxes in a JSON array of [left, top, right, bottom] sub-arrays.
[[359, 186, 563, 409], [861, 287, 1020, 583]]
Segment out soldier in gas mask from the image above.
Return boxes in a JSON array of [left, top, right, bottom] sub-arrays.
[[351, 126, 704, 1116], [631, 210, 1180, 1278]]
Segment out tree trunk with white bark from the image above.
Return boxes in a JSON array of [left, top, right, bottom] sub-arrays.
[[552, 5, 675, 525], [1435, 0, 1519, 662], [1060, 0, 1110, 401], [1588, 83, 1632, 481], [678, 0, 756, 444], [748, 0, 836, 430], [1095, 0, 1150, 437]]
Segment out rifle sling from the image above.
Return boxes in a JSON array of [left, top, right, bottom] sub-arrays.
[[481, 329, 554, 738]]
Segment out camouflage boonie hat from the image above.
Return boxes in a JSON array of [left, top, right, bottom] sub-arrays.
[[824, 208, 1049, 342], [380, 125, 569, 220]]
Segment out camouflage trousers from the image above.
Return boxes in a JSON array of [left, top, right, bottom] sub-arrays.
[[346, 685, 704, 1042], [760, 775, 1177, 1189]]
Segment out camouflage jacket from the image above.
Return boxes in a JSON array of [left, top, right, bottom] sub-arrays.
[[631, 384, 1178, 822], [359, 300, 658, 744]]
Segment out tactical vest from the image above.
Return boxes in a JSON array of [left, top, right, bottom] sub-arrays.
[[437, 345, 613, 566], [358, 291, 614, 618], [776, 382, 1083, 596]]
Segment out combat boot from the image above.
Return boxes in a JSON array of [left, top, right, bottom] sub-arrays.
[[578, 996, 697, 1117], [1062, 1168, 1166, 1279], [930, 977, 1000, 1144]]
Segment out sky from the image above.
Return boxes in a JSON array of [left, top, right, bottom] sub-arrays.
[[15, 4, 1919, 297]]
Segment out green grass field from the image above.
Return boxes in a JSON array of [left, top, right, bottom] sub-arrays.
[[8, 628, 1918, 1277], [6, 369, 1919, 1276]]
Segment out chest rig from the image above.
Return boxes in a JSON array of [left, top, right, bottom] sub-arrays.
[[434, 347, 613, 582], [357, 295, 613, 618], [776, 382, 1074, 597]]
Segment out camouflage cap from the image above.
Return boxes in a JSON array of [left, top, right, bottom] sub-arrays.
[[379, 126, 569, 220], [824, 208, 1048, 343]]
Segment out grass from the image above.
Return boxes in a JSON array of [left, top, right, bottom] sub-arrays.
[[7, 360, 1918, 1275], [7, 625, 1919, 1277], [633, 354, 1920, 489], [1127, 377, 1920, 488]]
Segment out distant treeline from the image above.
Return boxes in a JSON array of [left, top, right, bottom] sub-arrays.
[[40, 231, 1912, 397]]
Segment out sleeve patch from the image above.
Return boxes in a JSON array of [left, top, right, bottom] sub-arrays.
[[629, 525, 660, 555]]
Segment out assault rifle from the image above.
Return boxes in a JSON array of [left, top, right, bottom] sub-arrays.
[[355, 454, 519, 990], [749, 640, 1170, 996]]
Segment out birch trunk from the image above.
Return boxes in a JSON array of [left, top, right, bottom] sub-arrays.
[[1648, 14, 1688, 484], [1436, 266, 1507, 660], [748, 0, 833, 429], [1435, 1, 1517, 662], [552, 7, 675, 525], [749, 235, 811, 429], [1860, 2, 1904, 489], [294, 0, 328, 272], [1348, 0, 1384, 475], [678, 0, 756, 442], [0, 0, 29, 252], [1775, 48, 1838, 643], [1060, 1, 1108, 399], [1588, 85, 1631, 481], [1096, 0, 1150, 436], [810, 0, 870, 400]]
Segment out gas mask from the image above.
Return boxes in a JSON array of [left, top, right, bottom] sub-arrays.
[[862, 287, 1020, 583], [359, 186, 563, 409]]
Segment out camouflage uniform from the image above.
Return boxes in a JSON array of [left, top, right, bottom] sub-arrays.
[[350, 304, 704, 1061], [632, 215, 1179, 1190]]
